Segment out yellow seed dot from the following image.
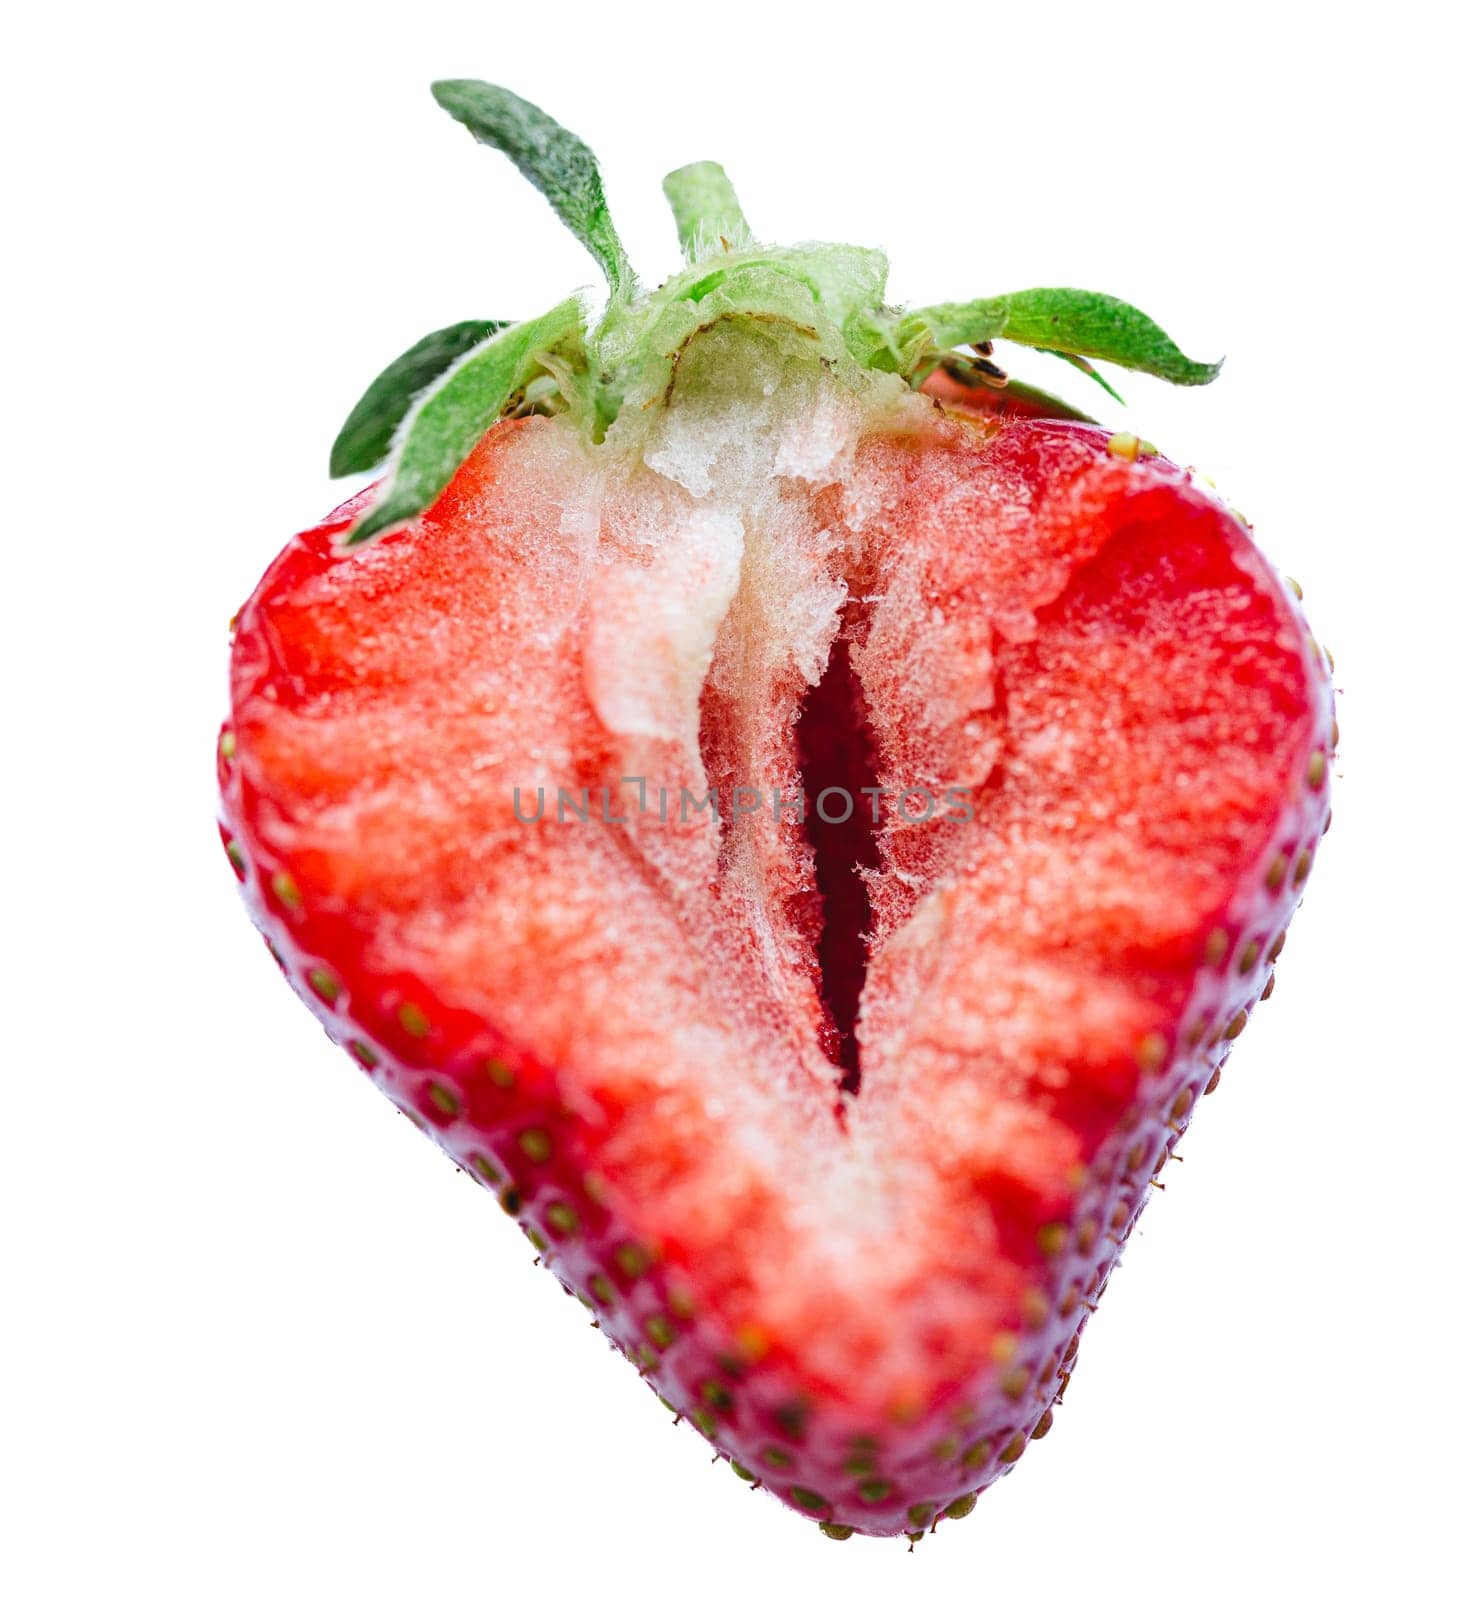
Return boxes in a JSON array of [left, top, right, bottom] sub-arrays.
[[1022, 1289, 1051, 1331], [218, 730, 237, 761], [1224, 1010, 1249, 1041], [1293, 850, 1313, 887], [1106, 431, 1141, 461], [426, 1082, 460, 1118], [1204, 928, 1229, 967], [398, 1002, 430, 1038], [998, 1369, 1037, 1408], [789, 1484, 830, 1512], [1238, 939, 1262, 976], [1266, 854, 1289, 892], [1136, 1032, 1169, 1074], [308, 969, 341, 1004], [616, 1241, 650, 1280], [998, 1433, 1027, 1465], [1038, 1222, 1069, 1258], [485, 1057, 515, 1088], [888, 1391, 925, 1425], [1032, 1409, 1055, 1440], [519, 1127, 553, 1162], [270, 871, 301, 912], [1261, 973, 1276, 1002], [1170, 1087, 1195, 1122], [1268, 929, 1287, 962], [990, 1331, 1019, 1364], [1307, 751, 1328, 790], [736, 1324, 770, 1362]]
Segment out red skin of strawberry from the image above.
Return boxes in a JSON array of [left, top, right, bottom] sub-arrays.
[[219, 409, 1332, 1537], [920, 365, 1077, 422]]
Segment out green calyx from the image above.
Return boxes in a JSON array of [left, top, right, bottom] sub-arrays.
[[335, 80, 1221, 544]]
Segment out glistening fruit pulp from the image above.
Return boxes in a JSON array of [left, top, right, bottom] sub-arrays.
[[222, 322, 1332, 1532]]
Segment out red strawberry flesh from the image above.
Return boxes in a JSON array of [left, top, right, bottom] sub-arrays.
[[220, 390, 1332, 1534]]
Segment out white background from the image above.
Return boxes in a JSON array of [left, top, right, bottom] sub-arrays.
[[4, 3, 1474, 1595]]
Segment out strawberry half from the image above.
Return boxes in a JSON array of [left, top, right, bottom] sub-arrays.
[[218, 82, 1334, 1540]]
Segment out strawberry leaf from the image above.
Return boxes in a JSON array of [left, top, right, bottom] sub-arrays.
[[431, 81, 633, 302], [347, 298, 585, 545], [330, 320, 509, 478], [912, 289, 1221, 385]]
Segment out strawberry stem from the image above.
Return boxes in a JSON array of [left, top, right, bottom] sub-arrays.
[[663, 162, 753, 261]]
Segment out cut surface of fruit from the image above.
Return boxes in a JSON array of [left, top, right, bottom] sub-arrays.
[[221, 337, 1332, 1532]]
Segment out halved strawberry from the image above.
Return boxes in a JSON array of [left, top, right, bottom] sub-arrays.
[[218, 81, 1333, 1538]]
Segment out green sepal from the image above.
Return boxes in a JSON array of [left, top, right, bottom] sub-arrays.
[[911, 287, 1221, 385], [431, 80, 633, 302], [1041, 349, 1125, 405], [329, 320, 508, 478], [850, 308, 937, 376], [346, 298, 586, 545], [987, 376, 1099, 424]]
